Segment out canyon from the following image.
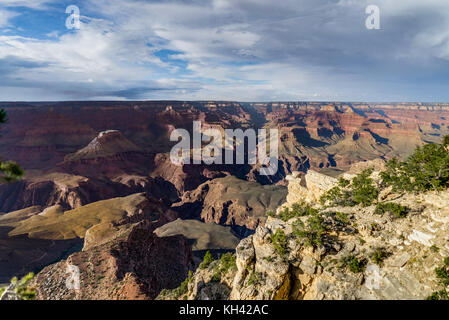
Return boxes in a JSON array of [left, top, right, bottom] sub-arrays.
[[0, 101, 448, 298]]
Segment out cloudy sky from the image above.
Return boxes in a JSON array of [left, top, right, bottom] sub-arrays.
[[1, 0, 449, 101]]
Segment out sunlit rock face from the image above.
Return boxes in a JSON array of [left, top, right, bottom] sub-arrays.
[[175, 167, 449, 301]]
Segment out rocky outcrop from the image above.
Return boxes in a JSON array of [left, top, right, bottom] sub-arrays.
[[180, 170, 449, 300], [151, 153, 230, 193], [173, 176, 287, 237], [0, 193, 180, 285], [284, 170, 338, 205], [154, 219, 240, 252], [32, 220, 194, 300], [28, 193, 195, 300], [347, 159, 386, 174], [60, 130, 155, 178], [65, 130, 141, 161]]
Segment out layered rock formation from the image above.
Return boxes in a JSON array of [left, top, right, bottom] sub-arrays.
[[172, 176, 287, 237], [1, 101, 448, 178], [22, 193, 195, 300], [0, 193, 181, 287], [32, 219, 194, 300], [60, 130, 154, 178], [0, 173, 178, 213]]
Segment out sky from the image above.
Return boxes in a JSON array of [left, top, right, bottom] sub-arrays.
[[1, 0, 449, 102]]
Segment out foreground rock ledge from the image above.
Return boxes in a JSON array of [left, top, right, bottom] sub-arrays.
[[166, 170, 449, 300]]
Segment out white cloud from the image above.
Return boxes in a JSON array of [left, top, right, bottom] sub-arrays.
[[2, 0, 449, 100], [0, 9, 18, 27], [0, 0, 52, 9]]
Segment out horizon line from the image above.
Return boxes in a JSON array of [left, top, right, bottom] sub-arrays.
[[1, 100, 449, 105]]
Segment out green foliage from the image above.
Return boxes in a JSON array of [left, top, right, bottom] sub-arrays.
[[426, 290, 449, 300], [1, 272, 36, 300], [271, 229, 287, 257], [351, 169, 379, 207], [248, 272, 263, 286], [199, 251, 214, 269], [381, 136, 449, 192], [0, 161, 24, 183], [427, 257, 449, 300], [370, 247, 389, 266], [338, 177, 350, 188], [435, 266, 449, 286], [320, 169, 378, 207], [293, 212, 327, 248], [430, 245, 440, 253], [209, 253, 238, 283], [330, 211, 350, 226], [375, 202, 409, 219], [320, 185, 354, 207], [160, 270, 196, 299], [173, 270, 193, 297], [219, 252, 237, 275], [210, 269, 222, 283], [339, 256, 366, 273], [277, 202, 319, 222], [0, 109, 24, 184], [443, 135, 449, 148], [0, 109, 7, 123]]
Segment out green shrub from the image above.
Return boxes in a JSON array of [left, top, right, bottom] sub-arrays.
[[329, 211, 350, 225], [0, 109, 24, 184], [430, 245, 440, 253], [435, 266, 449, 286], [248, 272, 263, 286], [351, 169, 379, 207], [320, 169, 378, 207], [199, 251, 214, 269], [339, 256, 366, 273], [293, 212, 327, 248], [271, 229, 287, 257], [320, 186, 353, 207], [426, 289, 449, 300], [277, 202, 319, 222], [210, 269, 222, 283], [173, 270, 193, 297], [338, 177, 350, 188], [427, 257, 449, 300], [381, 136, 449, 192], [321, 211, 352, 233], [218, 253, 237, 275], [203, 252, 238, 284], [375, 202, 409, 219], [2, 272, 37, 300], [370, 247, 389, 266]]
